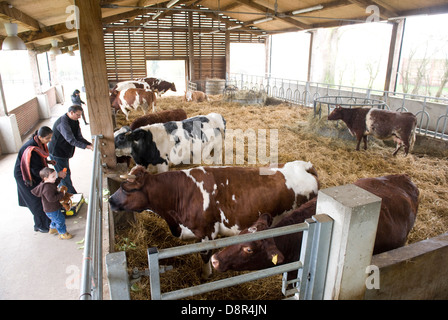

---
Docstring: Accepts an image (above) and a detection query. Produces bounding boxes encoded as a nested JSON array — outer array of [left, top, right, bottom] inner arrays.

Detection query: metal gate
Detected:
[[146, 214, 333, 300]]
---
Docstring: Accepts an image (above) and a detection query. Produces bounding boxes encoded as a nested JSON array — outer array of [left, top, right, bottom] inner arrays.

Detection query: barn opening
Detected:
[[146, 59, 186, 96]]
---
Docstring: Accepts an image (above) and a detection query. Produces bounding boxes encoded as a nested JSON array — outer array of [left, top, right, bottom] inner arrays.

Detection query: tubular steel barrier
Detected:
[[226, 73, 448, 140], [79, 135, 104, 300], [147, 214, 333, 300]]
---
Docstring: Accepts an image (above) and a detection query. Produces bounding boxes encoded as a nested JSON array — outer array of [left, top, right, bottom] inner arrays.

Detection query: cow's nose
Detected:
[[211, 255, 219, 269]]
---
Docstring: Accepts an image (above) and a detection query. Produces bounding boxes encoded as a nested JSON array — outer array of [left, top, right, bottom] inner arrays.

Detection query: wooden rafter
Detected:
[[347, 0, 397, 19], [234, 0, 310, 30], [0, 1, 41, 31]]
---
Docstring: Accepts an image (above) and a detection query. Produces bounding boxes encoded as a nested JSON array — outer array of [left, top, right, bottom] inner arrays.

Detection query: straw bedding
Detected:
[[112, 95, 448, 300]]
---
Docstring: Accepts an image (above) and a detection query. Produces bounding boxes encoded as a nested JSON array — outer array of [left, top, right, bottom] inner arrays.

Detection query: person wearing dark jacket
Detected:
[[31, 167, 73, 240], [14, 126, 65, 233], [71, 89, 88, 125], [48, 105, 93, 194]]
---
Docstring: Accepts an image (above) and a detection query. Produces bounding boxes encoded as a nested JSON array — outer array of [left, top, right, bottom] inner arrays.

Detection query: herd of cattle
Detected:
[[108, 79, 420, 280]]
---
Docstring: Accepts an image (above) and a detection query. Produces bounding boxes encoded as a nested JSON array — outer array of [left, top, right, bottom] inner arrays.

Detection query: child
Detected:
[[31, 167, 73, 240]]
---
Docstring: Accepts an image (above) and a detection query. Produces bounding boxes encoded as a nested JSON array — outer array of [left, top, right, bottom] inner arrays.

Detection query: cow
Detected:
[[137, 77, 177, 97], [108, 160, 320, 277], [114, 113, 226, 172], [110, 80, 150, 105], [327, 106, 417, 156], [184, 90, 209, 102], [111, 88, 157, 121], [114, 109, 188, 166], [211, 174, 419, 280]]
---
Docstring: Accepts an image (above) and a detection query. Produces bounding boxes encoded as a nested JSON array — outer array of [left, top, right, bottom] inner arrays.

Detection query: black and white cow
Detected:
[[114, 113, 226, 172]]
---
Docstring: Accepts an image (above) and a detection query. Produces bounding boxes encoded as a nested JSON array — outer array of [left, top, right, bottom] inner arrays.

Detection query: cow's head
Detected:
[[170, 82, 177, 92], [109, 165, 150, 212], [114, 126, 133, 156], [211, 213, 284, 272], [327, 104, 344, 121]]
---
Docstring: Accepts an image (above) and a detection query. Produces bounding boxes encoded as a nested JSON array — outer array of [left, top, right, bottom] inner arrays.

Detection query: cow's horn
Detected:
[[120, 174, 136, 179], [248, 227, 257, 233]]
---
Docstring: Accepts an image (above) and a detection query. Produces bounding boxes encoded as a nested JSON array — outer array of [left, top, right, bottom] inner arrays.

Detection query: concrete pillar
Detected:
[[36, 94, 51, 119], [0, 114, 22, 153], [316, 184, 382, 300]]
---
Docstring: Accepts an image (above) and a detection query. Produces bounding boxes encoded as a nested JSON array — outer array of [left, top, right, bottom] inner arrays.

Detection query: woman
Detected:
[[14, 126, 66, 233]]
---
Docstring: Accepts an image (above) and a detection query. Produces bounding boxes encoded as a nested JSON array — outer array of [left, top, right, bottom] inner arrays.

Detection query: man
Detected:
[[48, 105, 93, 194]]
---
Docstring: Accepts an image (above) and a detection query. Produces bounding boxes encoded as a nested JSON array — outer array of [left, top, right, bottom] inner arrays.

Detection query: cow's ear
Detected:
[[254, 213, 272, 231]]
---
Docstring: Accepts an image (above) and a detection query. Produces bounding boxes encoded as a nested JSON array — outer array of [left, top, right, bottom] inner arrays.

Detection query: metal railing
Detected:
[[147, 214, 333, 300], [79, 135, 104, 300], [226, 73, 448, 140]]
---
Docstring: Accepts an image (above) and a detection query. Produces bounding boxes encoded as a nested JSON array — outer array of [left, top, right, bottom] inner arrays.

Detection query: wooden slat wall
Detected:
[[104, 11, 265, 83]]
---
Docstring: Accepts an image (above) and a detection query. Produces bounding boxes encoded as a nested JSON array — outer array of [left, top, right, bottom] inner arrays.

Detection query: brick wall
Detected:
[[9, 97, 39, 138]]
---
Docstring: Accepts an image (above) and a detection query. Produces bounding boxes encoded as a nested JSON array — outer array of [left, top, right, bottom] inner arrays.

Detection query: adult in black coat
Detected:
[[49, 105, 93, 194], [71, 89, 88, 125], [14, 126, 66, 233]]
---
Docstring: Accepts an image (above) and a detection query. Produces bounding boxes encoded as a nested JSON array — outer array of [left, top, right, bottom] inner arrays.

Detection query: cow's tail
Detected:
[[409, 120, 417, 153]]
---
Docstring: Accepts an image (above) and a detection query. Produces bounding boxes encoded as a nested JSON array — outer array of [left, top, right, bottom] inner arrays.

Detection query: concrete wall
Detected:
[[365, 233, 448, 300]]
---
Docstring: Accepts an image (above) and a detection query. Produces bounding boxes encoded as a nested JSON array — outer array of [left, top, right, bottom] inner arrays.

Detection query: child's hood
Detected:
[[31, 181, 46, 197]]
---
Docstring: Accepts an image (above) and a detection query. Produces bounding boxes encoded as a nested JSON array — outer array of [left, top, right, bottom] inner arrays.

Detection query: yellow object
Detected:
[[64, 194, 85, 216]]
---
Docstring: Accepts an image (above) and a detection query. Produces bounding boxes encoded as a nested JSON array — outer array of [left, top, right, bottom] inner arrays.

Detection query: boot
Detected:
[[59, 232, 73, 240]]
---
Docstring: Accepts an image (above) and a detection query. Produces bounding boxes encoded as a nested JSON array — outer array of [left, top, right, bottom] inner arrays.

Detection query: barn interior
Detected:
[[1, 0, 448, 300]]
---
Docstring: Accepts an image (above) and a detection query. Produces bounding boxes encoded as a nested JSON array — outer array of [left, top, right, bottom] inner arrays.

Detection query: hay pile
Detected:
[[113, 95, 448, 300]]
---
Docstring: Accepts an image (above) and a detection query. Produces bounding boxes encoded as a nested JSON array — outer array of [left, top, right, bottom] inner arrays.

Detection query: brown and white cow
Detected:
[[211, 174, 419, 277], [108, 161, 319, 277], [137, 77, 177, 97], [111, 88, 157, 120], [184, 90, 209, 102], [110, 80, 150, 105], [327, 106, 417, 156]]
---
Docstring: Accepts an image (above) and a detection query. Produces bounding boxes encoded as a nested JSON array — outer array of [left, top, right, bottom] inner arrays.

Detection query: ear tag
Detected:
[[272, 254, 278, 265]]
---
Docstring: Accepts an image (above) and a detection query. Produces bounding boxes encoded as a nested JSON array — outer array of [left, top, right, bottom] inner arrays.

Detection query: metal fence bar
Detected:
[[79, 135, 103, 300], [147, 215, 333, 300], [227, 72, 448, 140], [161, 261, 302, 300], [299, 214, 333, 300], [157, 223, 308, 260]]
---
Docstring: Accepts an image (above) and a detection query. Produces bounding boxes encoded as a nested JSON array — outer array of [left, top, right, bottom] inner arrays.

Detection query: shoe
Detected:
[[49, 228, 58, 235], [59, 232, 73, 240], [34, 227, 49, 233]]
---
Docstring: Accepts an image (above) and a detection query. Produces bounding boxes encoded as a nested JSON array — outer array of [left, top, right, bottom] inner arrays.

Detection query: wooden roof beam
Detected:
[[347, 0, 397, 19], [234, 0, 310, 30], [18, 22, 72, 43], [0, 1, 41, 31]]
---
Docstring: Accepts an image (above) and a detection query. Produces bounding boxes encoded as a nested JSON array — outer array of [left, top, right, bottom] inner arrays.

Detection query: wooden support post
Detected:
[[307, 30, 315, 82], [75, 0, 116, 169], [225, 25, 230, 79], [384, 19, 405, 93], [317, 184, 381, 300], [188, 12, 195, 81]]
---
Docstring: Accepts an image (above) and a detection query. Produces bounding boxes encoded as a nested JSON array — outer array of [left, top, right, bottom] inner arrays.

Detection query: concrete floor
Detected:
[[0, 103, 94, 300]]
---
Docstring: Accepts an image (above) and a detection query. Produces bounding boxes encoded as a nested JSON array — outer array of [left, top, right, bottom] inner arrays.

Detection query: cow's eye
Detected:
[[243, 247, 253, 254]]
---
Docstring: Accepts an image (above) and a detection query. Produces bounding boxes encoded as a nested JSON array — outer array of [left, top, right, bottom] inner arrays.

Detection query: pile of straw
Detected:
[[114, 95, 448, 300]]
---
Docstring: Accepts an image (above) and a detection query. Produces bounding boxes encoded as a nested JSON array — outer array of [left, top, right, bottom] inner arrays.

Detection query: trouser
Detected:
[[49, 155, 77, 194], [16, 178, 51, 230], [45, 209, 67, 234]]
